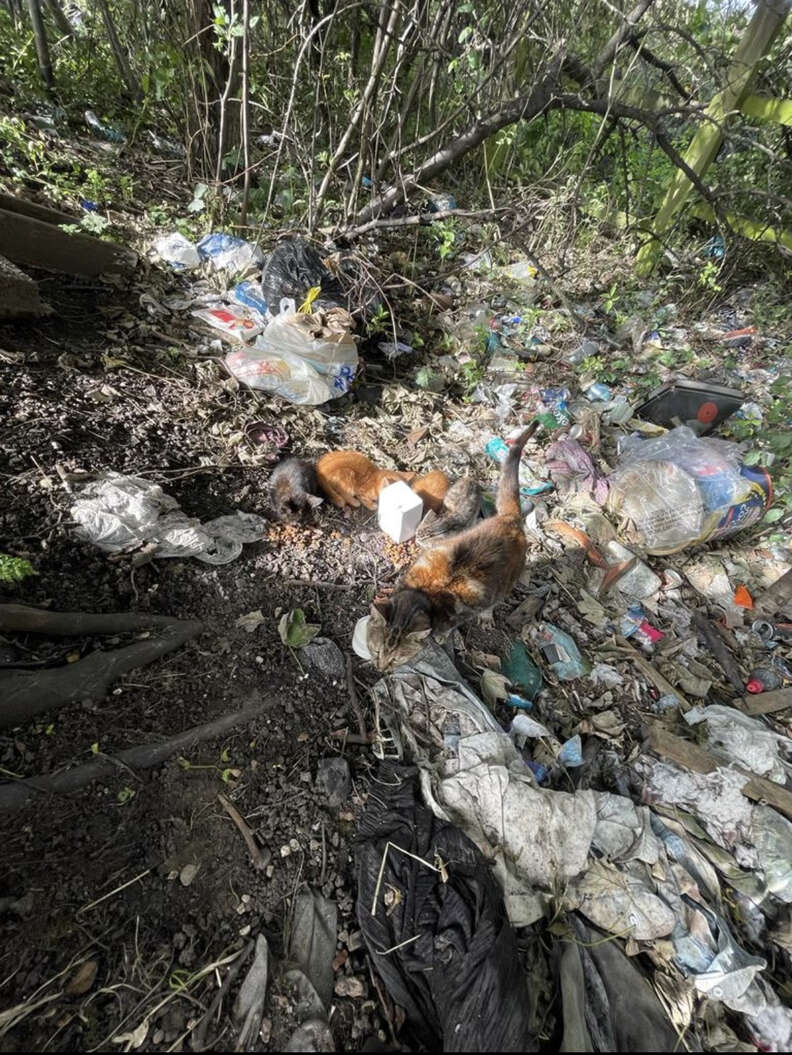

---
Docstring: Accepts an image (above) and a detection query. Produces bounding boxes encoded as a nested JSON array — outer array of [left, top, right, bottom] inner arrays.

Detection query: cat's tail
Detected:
[[496, 421, 539, 518]]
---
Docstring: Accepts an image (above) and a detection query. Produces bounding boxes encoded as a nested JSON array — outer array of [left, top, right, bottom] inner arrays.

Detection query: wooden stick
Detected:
[[691, 610, 743, 692], [217, 793, 271, 871], [646, 723, 792, 821], [735, 687, 792, 716], [0, 697, 269, 811]]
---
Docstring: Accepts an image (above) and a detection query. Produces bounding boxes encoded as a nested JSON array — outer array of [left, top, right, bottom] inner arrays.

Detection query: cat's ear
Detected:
[[305, 494, 324, 509], [372, 597, 392, 620], [410, 626, 432, 642]]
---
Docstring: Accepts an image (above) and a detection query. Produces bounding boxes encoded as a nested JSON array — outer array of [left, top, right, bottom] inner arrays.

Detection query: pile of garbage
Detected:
[[152, 232, 362, 405], [351, 629, 792, 1050]]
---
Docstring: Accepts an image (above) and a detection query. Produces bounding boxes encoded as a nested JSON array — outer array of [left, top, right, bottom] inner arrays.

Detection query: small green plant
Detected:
[[697, 260, 722, 293], [0, 554, 37, 584], [117, 786, 136, 804], [366, 303, 390, 337], [432, 220, 457, 260]]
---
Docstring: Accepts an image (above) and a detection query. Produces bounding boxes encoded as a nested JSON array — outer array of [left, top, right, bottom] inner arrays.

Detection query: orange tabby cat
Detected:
[[316, 450, 414, 510], [412, 470, 451, 514], [368, 423, 537, 669]]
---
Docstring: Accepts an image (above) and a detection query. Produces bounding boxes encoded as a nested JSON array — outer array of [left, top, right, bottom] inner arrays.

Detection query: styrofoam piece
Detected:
[[352, 615, 372, 660], [378, 481, 423, 543]]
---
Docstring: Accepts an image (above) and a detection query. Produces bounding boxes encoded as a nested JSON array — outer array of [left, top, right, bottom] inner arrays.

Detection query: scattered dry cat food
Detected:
[[382, 537, 418, 569]]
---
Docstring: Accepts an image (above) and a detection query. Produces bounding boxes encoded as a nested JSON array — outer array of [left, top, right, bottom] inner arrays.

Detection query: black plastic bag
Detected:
[[259, 239, 346, 314], [355, 766, 537, 1053]]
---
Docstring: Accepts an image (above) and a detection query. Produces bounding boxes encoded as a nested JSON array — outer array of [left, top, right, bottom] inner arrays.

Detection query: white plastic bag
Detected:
[[153, 232, 200, 271], [225, 310, 358, 405], [71, 473, 267, 564], [197, 233, 264, 273]]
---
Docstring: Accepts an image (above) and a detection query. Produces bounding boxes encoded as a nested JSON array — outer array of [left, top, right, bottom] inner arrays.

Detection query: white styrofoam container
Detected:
[[378, 480, 424, 543]]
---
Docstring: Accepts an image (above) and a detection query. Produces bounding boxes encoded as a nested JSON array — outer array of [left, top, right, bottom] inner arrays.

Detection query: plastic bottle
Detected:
[[502, 641, 543, 701], [746, 667, 782, 694], [584, 381, 613, 402]]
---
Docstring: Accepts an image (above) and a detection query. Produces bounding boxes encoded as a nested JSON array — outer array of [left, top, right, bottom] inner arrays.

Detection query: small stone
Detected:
[[280, 844, 291, 858], [259, 1018, 272, 1045], [316, 757, 351, 809], [300, 637, 346, 682], [289, 837, 300, 853], [347, 930, 364, 953], [65, 959, 98, 996], [266, 865, 274, 878], [179, 863, 199, 887]]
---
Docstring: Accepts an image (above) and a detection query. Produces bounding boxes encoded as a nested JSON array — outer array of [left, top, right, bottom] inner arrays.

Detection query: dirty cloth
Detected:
[[560, 917, 683, 1052], [71, 472, 266, 564], [355, 765, 537, 1052]]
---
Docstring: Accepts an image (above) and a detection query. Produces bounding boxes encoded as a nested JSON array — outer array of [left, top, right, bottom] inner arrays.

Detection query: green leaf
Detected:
[[278, 608, 321, 648], [117, 786, 136, 804], [458, 26, 473, 44], [90, 742, 99, 754], [742, 449, 762, 466], [763, 507, 785, 524]]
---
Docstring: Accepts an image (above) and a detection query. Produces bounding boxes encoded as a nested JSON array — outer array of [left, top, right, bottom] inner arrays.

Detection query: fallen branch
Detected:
[[0, 696, 270, 811], [218, 792, 271, 871], [0, 605, 203, 729], [335, 207, 510, 242]]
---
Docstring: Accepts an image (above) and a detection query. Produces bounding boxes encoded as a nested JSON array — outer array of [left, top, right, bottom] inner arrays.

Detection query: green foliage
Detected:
[[0, 554, 37, 584]]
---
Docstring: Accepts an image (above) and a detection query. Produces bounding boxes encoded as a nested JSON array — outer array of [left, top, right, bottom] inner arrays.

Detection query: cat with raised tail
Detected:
[[368, 423, 537, 669]]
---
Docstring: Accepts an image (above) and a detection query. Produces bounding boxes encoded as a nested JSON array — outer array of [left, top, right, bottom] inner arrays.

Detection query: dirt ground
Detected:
[[0, 271, 443, 1051]]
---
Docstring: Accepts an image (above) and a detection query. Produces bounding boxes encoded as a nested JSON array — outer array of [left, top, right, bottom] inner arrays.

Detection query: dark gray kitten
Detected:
[[269, 457, 323, 521], [415, 476, 482, 546]]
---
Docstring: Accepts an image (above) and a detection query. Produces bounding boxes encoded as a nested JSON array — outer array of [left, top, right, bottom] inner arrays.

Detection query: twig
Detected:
[[77, 869, 152, 916], [374, 933, 422, 956], [346, 654, 368, 741], [371, 841, 440, 917], [217, 793, 271, 872]]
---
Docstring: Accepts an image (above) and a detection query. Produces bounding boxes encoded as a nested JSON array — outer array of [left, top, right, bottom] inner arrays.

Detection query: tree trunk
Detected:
[[42, 0, 73, 39], [26, 0, 55, 92], [96, 0, 141, 99]]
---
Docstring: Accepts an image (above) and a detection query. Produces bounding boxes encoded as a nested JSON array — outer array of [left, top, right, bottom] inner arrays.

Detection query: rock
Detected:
[[65, 959, 98, 996], [301, 637, 345, 682], [0, 254, 48, 319], [316, 757, 351, 809], [179, 863, 199, 886]]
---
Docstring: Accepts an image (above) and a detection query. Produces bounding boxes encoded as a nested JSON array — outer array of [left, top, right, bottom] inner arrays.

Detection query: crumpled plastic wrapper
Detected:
[[71, 472, 266, 564]]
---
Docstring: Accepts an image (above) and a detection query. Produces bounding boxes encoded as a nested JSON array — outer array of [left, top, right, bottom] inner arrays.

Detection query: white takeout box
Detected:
[[378, 481, 423, 543]]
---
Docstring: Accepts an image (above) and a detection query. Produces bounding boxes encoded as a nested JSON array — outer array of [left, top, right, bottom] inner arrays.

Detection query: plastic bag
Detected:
[[197, 233, 264, 273], [607, 426, 771, 554], [259, 239, 345, 315], [225, 309, 358, 405], [192, 306, 265, 343], [153, 232, 200, 271], [71, 473, 266, 563]]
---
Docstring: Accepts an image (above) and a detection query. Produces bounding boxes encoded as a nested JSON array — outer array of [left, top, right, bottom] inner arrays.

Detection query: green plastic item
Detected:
[[502, 641, 543, 700]]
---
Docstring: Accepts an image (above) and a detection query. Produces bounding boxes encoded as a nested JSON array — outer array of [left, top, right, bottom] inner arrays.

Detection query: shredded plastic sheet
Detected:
[[685, 704, 792, 784], [71, 473, 266, 563]]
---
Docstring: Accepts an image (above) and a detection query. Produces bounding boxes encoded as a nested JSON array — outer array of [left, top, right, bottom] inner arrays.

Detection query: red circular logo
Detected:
[[697, 401, 718, 423]]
